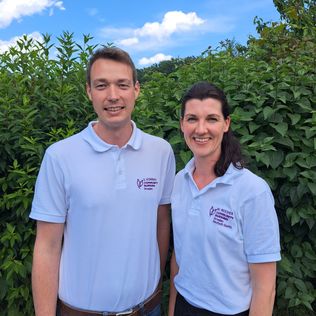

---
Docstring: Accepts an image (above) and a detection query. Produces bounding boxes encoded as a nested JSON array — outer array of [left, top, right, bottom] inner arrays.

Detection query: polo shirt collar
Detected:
[[82, 121, 142, 152], [184, 158, 237, 188]]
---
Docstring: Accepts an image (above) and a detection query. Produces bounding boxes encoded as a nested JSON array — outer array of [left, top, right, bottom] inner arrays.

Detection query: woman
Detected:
[[169, 82, 281, 316]]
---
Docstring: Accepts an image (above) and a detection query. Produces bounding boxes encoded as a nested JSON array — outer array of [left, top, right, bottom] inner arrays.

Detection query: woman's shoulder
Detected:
[[230, 165, 272, 196]]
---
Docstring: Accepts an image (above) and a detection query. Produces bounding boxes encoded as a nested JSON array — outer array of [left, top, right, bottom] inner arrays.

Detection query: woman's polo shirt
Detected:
[[171, 159, 281, 314]]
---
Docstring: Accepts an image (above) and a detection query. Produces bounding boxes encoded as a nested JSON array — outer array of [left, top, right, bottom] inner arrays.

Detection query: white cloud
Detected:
[[0, 32, 43, 54], [139, 53, 173, 66], [118, 37, 139, 46], [0, 0, 65, 29], [100, 10, 205, 51], [135, 11, 205, 39]]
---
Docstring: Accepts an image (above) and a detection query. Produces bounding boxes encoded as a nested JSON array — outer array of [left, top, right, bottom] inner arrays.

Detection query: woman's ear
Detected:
[[224, 116, 231, 132], [180, 117, 184, 133]]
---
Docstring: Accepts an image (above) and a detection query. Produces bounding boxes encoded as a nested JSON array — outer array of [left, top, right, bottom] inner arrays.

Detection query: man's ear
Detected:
[[134, 81, 140, 100], [86, 83, 92, 101]]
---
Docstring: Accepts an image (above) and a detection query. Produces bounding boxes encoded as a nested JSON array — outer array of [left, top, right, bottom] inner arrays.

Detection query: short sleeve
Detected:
[[30, 149, 68, 223], [159, 145, 176, 205], [242, 188, 281, 263]]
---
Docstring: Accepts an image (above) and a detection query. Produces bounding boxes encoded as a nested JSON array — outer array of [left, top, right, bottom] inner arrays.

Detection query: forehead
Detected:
[[90, 58, 133, 81], [184, 98, 223, 115]]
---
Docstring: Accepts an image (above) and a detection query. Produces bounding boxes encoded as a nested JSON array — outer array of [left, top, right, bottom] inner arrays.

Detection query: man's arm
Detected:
[[32, 221, 64, 316], [249, 262, 277, 316], [168, 250, 179, 316], [157, 204, 170, 276]]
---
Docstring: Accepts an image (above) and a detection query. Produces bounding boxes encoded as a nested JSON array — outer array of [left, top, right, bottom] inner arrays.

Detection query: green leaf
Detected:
[[285, 286, 296, 299], [297, 183, 308, 199], [240, 134, 254, 144], [296, 158, 310, 168], [274, 137, 294, 150], [283, 167, 298, 180], [288, 298, 301, 308], [306, 156, 316, 168], [279, 256, 292, 274], [263, 106, 275, 119], [296, 98, 312, 111], [291, 212, 301, 226], [248, 122, 260, 133], [302, 301, 313, 311], [307, 182, 316, 195], [287, 113, 301, 125], [300, 170, 316, 181], [179, 150, 191, 165], [294, 278, 307, 292], [168, 134, 183, 145], [291, 245, 303, 258], [269, 150, 284, 169], [270, 122, 288, 136]]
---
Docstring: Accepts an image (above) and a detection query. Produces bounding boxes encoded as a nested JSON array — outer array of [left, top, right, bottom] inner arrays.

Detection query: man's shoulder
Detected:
[[140, 129, 172, 149], [46, 129, 85, 156]]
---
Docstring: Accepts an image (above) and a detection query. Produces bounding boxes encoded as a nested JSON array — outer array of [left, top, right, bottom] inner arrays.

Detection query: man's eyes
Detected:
[[118, 83, 130, 89], [95, 83, 107, 89], [94, 83, 130, 89]]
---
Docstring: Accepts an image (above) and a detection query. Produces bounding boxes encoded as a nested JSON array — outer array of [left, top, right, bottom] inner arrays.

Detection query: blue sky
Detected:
[[0, 0, 281, 68]]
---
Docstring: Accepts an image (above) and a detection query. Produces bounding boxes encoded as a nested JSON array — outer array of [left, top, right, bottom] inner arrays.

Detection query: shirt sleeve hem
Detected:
[[29, 210, 66, 223], [247, 252, 281, 263], [159, 197, 171, 205]]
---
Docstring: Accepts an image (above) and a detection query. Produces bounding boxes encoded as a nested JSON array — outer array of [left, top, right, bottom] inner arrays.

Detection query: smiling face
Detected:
[[86, 58, 140, 138], [181, 98, 231, 162]]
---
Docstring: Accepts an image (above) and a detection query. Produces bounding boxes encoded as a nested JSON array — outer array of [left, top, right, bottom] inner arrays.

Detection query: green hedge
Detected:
[[0, 18, 315, 316]]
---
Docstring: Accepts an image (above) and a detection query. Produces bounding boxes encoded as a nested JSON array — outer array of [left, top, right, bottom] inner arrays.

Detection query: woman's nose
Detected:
[[196, 121, 207, 134]]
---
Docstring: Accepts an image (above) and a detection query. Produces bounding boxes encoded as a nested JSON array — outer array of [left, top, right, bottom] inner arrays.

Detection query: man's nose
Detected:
[[107, 84, 119, 101]]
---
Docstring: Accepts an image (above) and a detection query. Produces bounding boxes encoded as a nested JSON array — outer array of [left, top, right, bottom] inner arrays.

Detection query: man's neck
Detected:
[[93, 121, 133, 148]]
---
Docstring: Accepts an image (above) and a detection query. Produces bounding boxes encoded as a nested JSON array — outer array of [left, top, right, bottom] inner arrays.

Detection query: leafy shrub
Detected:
[[0, 9, 315, 315]]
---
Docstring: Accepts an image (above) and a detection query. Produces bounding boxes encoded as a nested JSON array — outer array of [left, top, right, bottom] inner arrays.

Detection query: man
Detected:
[[30, 47, 175, 316]]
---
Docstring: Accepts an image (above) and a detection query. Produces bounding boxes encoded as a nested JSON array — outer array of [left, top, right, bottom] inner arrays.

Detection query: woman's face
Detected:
[[180, 98, 230, 162]]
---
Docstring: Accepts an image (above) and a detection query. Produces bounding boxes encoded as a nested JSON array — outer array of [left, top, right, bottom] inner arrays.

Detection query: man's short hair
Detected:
[[86, 46, 137, 85]]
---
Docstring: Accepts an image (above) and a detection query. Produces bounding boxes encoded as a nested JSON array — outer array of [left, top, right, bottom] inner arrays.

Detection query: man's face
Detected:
[[86, 58, 140, 132]]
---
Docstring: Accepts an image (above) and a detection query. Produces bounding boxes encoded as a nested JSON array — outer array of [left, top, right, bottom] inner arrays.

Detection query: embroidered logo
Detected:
[[136, 178, 158, 190], [209, 206, 234, 229], [137, 179, 144, 189]]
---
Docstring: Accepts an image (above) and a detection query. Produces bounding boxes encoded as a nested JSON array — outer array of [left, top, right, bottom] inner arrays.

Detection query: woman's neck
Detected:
[[192, 157, 218, 190]]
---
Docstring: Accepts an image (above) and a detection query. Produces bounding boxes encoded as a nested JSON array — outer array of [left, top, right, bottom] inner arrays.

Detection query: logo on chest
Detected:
[[137, 178, 158, 190], [209, 206, 234, 229]]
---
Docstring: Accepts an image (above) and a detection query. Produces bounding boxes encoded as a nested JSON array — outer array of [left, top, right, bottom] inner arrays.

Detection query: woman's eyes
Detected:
[[207, 117, 218, 122], [186, 117, 218, 122]]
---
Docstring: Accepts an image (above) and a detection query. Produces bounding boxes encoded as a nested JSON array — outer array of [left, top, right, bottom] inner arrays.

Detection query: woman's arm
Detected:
[[249, 262, 277, 316], [168, 251, 179, 316]]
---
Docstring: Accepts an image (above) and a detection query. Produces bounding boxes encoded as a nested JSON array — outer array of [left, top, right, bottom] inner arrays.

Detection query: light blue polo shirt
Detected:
[[172, 158, 281, 314], [30, 121, 175, 312]]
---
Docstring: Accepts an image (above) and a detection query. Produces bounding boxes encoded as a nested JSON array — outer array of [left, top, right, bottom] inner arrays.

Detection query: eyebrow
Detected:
[[184, 113, 221, 117]]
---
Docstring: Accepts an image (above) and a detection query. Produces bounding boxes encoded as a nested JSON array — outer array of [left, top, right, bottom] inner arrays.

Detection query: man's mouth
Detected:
[[104, 106, 125, 112]]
